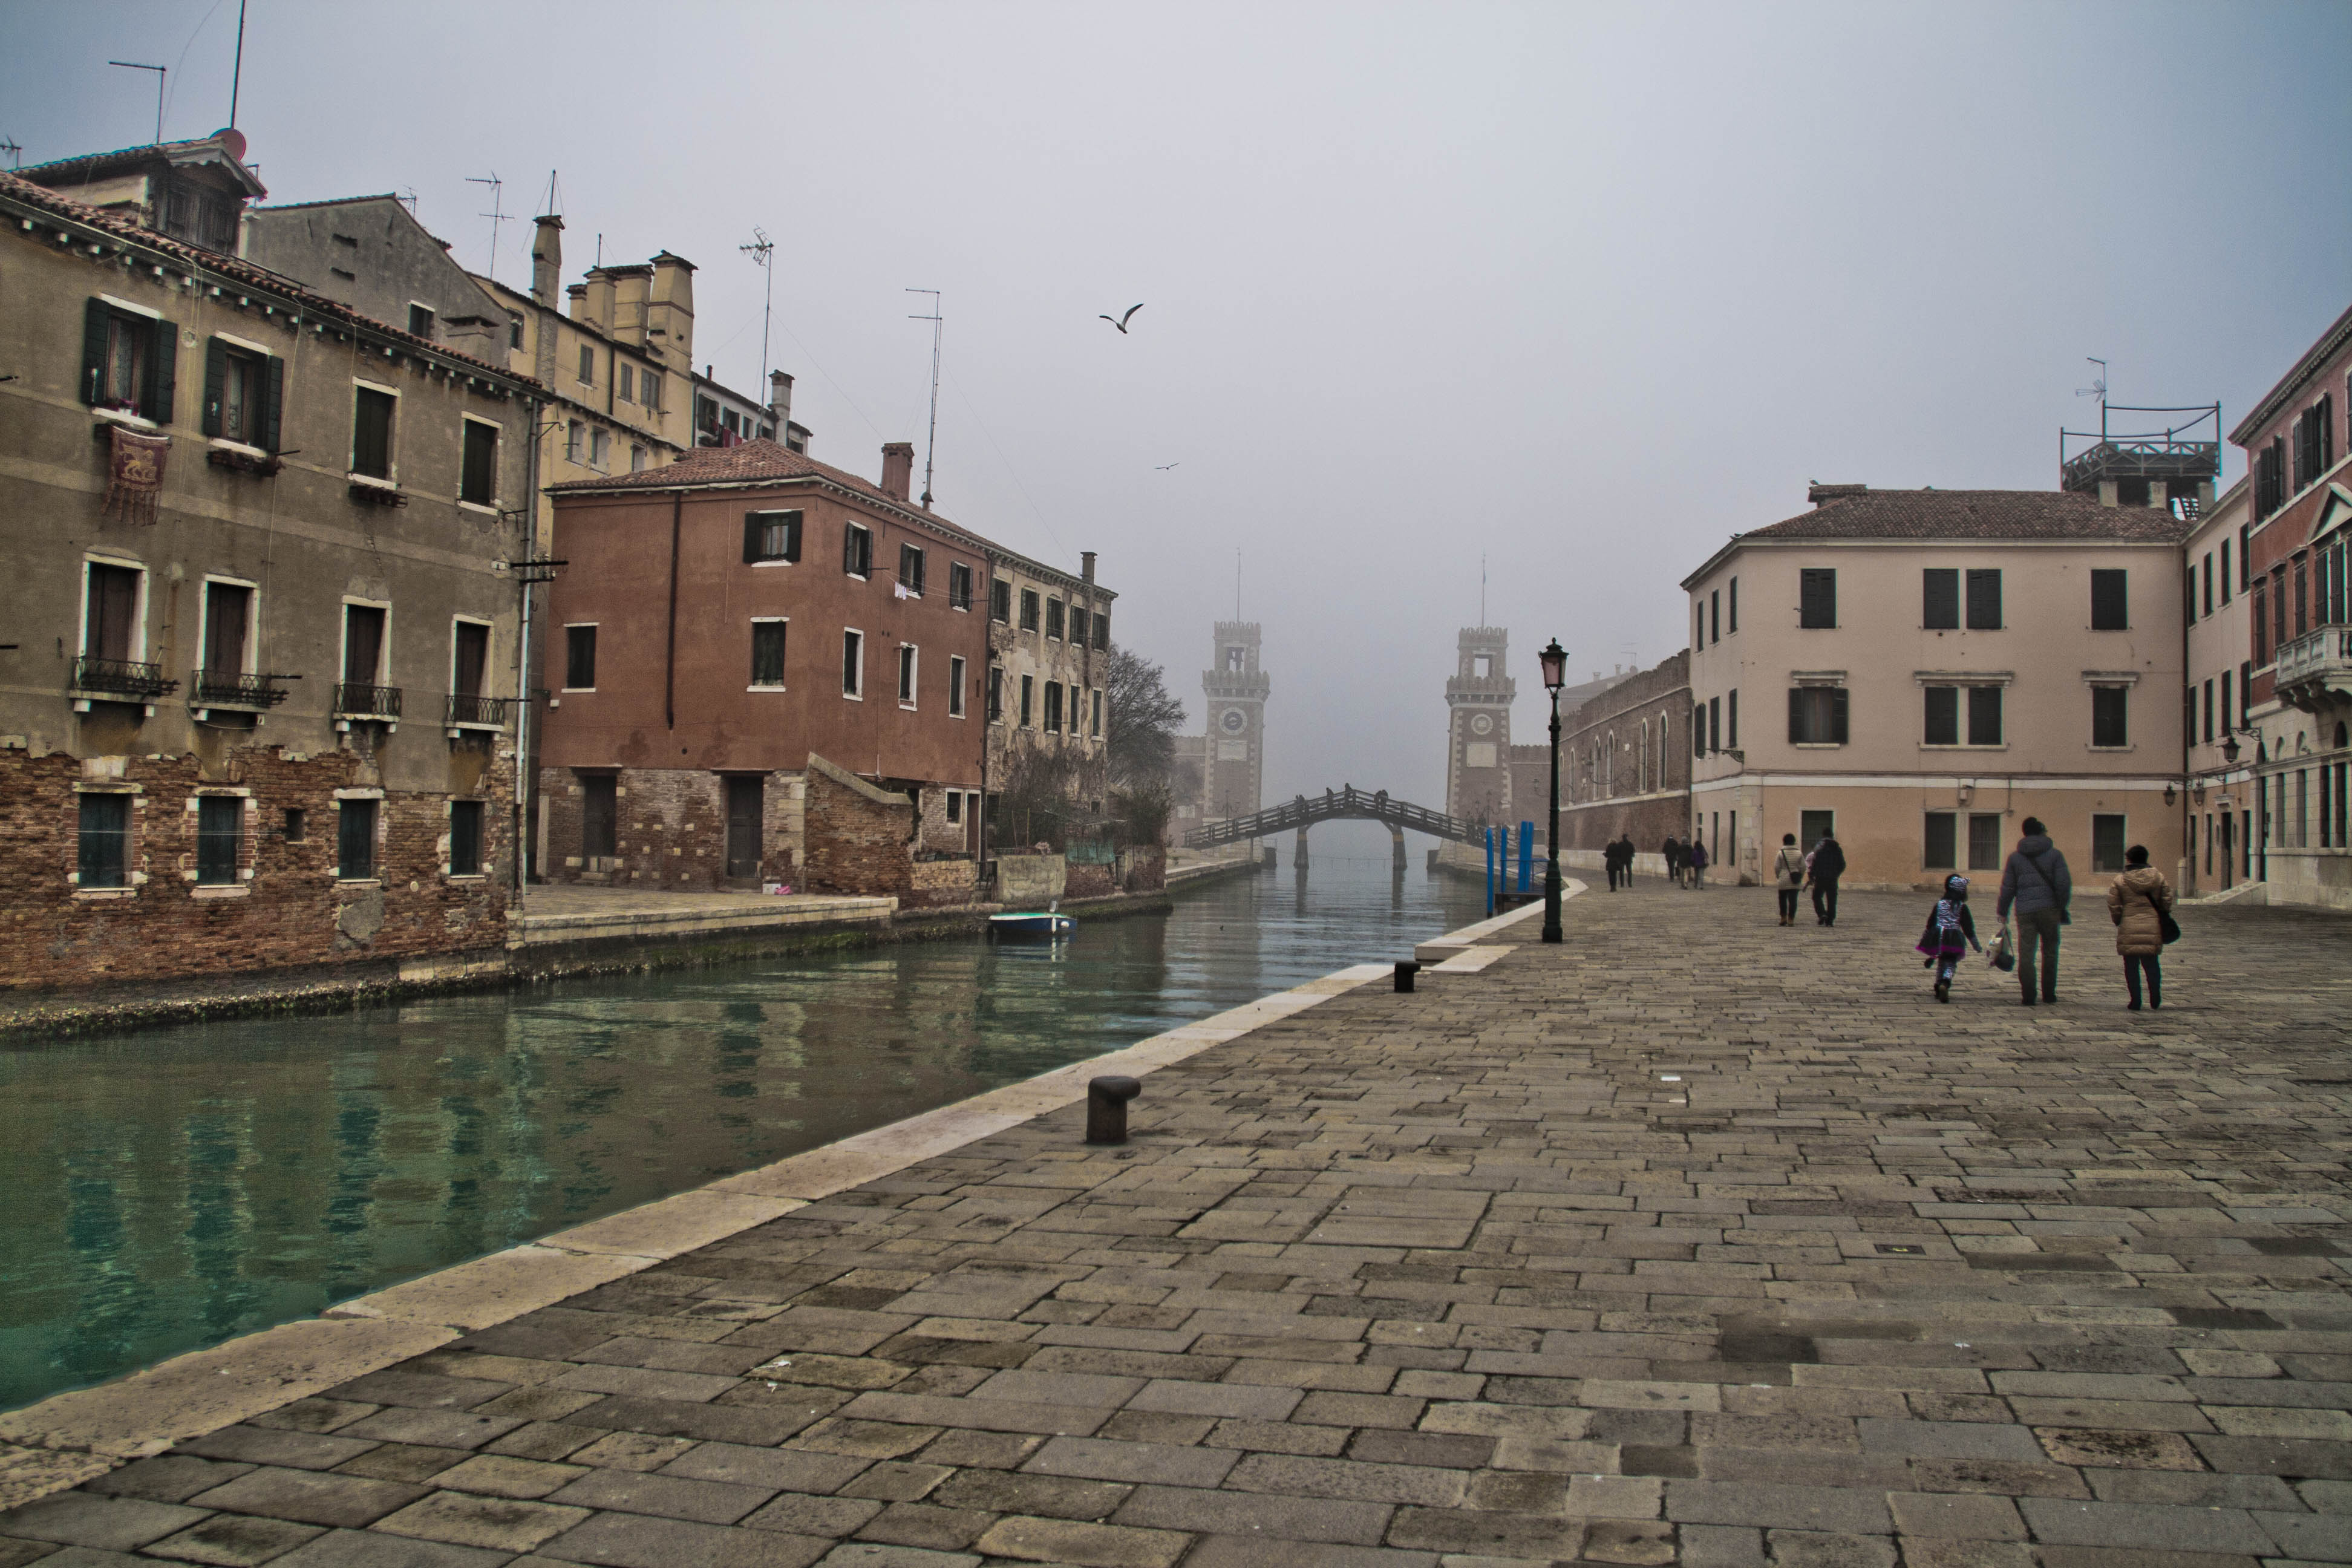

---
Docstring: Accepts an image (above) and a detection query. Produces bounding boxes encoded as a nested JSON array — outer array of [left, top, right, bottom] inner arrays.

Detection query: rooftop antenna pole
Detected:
[[109, 62, 167, 145], [906, 289, 942, 508], [466, 173, 506, 285], [228, 0, 247, 129], [541, 169, 561, 217], [0, 140, 21, 172], [742, 227, 774, 416]]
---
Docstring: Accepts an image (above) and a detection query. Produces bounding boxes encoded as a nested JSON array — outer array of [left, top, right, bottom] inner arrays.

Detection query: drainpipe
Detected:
[[513, 392, 542, 904], [665, 489, 682, 730]]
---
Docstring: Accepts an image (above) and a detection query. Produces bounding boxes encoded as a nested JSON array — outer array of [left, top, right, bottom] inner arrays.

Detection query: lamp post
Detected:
[[1538, 638, 1567, 944]]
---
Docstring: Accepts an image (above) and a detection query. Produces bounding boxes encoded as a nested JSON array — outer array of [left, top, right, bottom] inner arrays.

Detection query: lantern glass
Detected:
[[1538, 638, 1567, 693]]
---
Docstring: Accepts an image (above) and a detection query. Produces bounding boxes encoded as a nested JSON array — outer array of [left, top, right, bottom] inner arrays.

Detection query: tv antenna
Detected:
[[0, 140, 21, 171], [906, 289, 942, 508], [467, 172, 506, 284], [2076, 357, 2107, 400], [395, 187, 419, 215], [228, 0, 248, 129], [742, 228, 775, 417], [108, 61, 167, 145]]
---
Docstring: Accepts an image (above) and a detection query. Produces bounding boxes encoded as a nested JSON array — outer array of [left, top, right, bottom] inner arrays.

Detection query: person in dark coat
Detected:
[[1662, 836, 1682, 885], [1687, 835, 1710, 889], [1807, 833, 1846, 926], [1602, 837, 1620, 890], [1995, 817, 2073, 1007], [1614, 834, 1637, 888]]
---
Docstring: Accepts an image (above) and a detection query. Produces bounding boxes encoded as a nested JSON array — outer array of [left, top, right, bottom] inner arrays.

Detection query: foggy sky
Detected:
[[10, 1, 2349, 846]]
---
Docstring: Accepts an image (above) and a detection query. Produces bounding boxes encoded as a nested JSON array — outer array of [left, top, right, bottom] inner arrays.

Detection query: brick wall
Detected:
[[1065, 863, 1115, 900], [802, 754, 915, 898], [543, 767, 809, 890], [1558, 650, 1692, 854], [0, 744, 509, 993], [907, 857, 979, 909]]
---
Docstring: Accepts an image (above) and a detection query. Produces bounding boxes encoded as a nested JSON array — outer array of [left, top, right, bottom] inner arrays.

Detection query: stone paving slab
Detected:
[[7, 881, 2350, 1567]]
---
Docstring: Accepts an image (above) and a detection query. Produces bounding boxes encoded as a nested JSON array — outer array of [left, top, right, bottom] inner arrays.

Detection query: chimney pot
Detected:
[[1082, 550, 1097, 584], [880, 442, 915, 502], [531, 215, 563, 309]]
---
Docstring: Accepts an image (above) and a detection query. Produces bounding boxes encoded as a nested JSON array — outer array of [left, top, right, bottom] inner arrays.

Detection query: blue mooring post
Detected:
[[1519, 820, 1534, 893], [1484, 828, 1495, 915]]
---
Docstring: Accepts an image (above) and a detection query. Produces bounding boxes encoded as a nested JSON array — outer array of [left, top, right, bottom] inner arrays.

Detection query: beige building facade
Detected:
[[984, 543, 1114, 848], [1683, 486, 2188, 892], [2181, 477, 2257, 895]]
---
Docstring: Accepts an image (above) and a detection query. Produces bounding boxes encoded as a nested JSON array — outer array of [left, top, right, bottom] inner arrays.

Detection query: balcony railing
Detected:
[[2275, 624, 2352, 709], [72, 656, 178, 700], [333, 682, 403, 720], [190, 669, 293, 709], [445, 693, 511, 728]]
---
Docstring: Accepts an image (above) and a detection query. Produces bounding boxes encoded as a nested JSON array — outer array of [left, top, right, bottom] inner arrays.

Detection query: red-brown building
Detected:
[[537, 439, 992, 901], [2235, 299, 2351, 909]]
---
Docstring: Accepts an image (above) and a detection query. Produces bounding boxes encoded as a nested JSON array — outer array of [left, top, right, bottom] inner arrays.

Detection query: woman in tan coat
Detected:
[[2106, 843, 2175, 1011]]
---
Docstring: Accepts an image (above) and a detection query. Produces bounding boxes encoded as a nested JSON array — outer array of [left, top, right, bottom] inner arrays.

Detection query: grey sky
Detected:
[[9, 0, 2349, 843]]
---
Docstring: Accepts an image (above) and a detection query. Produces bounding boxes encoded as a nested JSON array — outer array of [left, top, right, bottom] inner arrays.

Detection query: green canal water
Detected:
[[1, 849, 1488, 1412]]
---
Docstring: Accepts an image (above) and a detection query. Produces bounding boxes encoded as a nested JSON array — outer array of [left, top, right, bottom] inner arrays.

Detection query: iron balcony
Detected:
[[71, 655, 178, 701], [191, 669, 293, 710], [445, 693, 512, 728], [333, 683, 403, 722]]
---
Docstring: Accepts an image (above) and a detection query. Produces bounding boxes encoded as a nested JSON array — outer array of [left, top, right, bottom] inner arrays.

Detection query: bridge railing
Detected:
[[1184, 785, 1485, 849]]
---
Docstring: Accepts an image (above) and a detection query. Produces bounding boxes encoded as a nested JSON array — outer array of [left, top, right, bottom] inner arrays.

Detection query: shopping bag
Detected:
[[1987, 922, 2016, 972]]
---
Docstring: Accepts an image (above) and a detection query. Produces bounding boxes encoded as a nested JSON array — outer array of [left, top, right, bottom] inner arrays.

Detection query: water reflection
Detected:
[[0, 853, 1483, 1410]]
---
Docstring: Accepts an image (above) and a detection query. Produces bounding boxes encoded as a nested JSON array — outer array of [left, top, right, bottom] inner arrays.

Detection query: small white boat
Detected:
[[990, 910, 1074, 939]]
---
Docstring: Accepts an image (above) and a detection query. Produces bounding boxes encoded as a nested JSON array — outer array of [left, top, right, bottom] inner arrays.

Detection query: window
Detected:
[[202, 581, 252, 683], [1729, 577, 1738, 634], [2203, 679, 2215, 745], [1692, 701, 1705, 757], [578, 344, 595, 385], [341, 604, 387, 702], [630, 445, 647, 473], [460, 420, 498, 506], [946, 792, 962, 824], [1707, 696, 1720, 753], [284, 808, 306, 843], [451, 621, 489, 702], [1967, 814, 2002, 872], [989, 578, 1010, 621], [589, 428, 609, 469], [1788, 685, 1848, 745], [2239, 523, 2251, 593], [751, 621, 786, 687], [743, 510, 802, 563], [2091, 685, 2129, 748], [2240, 661, 2252, 719], [449, 800, 484, 876], [1046, 598, 1065, 641], [1799, 569, 1837, 629], [77, 794, 131, 888], [2091, 813, 2127, 874], [565, 420, 584, 462], [899, 543, 926, 596], [950, 563, 973, 611], [83, 299, 171, 419], [1728, 690, 1739, 750], [508, 314, 523, 350], [1091, 688, 1103, 737], [1695, 603, 1704, 649], [338, 797, 378, 880], [843, 630, 864, 697], [1922, 569, 1959, 630], [2221, 540, 2232, 604], [2089, 569, 2128, 630], [1967, 685, 2002, 746], [2293, 396, 2334, 491], [1020, 673, 1034, 726], [83, 561, 141, 663], [204, 339, 278, 448], [1020, 589, 1040, 631], [898, 644, 918, 705], [641, 371, 661, 411], [1965, 569, 2001, 630], [2221, 671, 2233, 736], [1710, 590, 1720, 645], [1094, 614, 1109, 650], [2202, 553, 2214, 618], [1924, 686, 1959, 746], [564, 625, 597, 689], [1924, 812, 1956, 869], [581, 775, 617, 859], [618, 364, 635, 404], [987, 665, 1004, 720], [351, 387, 396, 479], [1045, 681, 1063, 733], [949, 655, 967, 717], [843, 523, 873, 578], [1800, 809, 1835, 849], [408, 303, 436, 339], [1071, 607, 1089, 648]]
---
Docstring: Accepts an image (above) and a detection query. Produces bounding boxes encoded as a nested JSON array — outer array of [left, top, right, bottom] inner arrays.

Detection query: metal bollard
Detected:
[[1394, 960, 1420, 993], [1086, 1076, 1142, 1143]]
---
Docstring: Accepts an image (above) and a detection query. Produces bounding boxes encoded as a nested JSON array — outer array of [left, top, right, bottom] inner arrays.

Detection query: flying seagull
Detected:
[[1154, 462, 1180, 470], [1099, 303, 1143, 333]]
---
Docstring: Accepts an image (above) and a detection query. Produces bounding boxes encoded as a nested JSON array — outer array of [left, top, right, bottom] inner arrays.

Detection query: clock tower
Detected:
[[1201, 621, 1269, 825], [1445, 626, 1514, 826]]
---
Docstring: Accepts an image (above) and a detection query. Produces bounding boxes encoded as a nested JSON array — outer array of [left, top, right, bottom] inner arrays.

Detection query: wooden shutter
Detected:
[[260, 356, 284, 452], [1800, 569, 1836, 629], [744, 512, 763, 563], [1966, 569, 2001, 630], [1922, 569, 1958, 629], [82, 299, 111, 405], [1831, 687, 1850, 745], [783, 513, 801, 561], [202, 339, 227, 437], [843, 523, 857, 575], [146, 321, 175, 425], [454, 622, 488, 697]]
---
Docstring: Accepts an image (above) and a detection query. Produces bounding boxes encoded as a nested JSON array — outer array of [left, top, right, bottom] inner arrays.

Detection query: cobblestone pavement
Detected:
[[6, 882, 2350, 1568]]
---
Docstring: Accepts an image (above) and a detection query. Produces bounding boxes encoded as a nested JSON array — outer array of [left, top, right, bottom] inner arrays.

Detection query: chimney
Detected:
[[1807, 482, 1867, 508], [880, 442, 915, 502], [531, 215, 563, 308], [768, 370, 794, 427], [1082, 551, 1097, 584]]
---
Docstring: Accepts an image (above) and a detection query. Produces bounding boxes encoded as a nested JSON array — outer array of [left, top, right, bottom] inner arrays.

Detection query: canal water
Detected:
[[1, 850, 1487, 1412]]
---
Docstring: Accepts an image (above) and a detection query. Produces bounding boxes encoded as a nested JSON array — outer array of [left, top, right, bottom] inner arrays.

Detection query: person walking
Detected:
[[1662, 835, 1682, 886], [2107, 844, 2175, 1011], [1687, 835, 1710, 889], [1616, 834, 1637, 886], [1808, 832, 1846, 926], [1913, 874, 1983, 1004], [1995, 816, 2072, 1008], [1603, 837, 1622, 892], [1771, 832, 1805, 926]]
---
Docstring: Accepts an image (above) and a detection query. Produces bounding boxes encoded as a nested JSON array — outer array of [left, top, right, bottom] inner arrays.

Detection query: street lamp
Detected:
[[1538, 638, 1567, 944]]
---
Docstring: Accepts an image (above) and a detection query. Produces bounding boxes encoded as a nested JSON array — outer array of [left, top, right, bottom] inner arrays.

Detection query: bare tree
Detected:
[[1104, 643, 1186, 789]]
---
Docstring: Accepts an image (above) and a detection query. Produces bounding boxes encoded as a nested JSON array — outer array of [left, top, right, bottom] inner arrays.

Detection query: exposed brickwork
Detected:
[[1511, 650, 1694, 856], [1064, 863, 1115, 900], [543, 768, 812, 892], [802, 757, 915, 898], [0, 743, 508, 993]]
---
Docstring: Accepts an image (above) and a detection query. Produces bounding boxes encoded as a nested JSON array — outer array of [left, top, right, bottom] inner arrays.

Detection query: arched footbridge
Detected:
[[1186, 785, 1495, 866]]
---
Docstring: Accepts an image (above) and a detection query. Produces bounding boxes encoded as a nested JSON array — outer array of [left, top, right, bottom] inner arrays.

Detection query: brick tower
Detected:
[[1445, 627, 1514, 826], [1201, 622, 1270, 823]]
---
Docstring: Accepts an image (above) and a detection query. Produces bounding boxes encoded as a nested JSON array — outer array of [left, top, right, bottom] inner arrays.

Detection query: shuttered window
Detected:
[[990, 580, 1011, 622], [743, 510, 802, 563], [351, 387, 396, 479], [1967, 685, 2002, 746], [2090, 569, 2128, 631], [83, 299, 174, 421], [1922, 570, 1959, 629], [338, 798, 379, 880], [202, 339, 279, 448], [843, 524, 872, 578], [1799, 569, 1837, 629], [1965, 569, 2002, 630], [2092, 686, 2129, 748], [460, 421, 498, 505], [899, 544, 926, 596], [950, 563, 974, 610], [1788, 686, 1848, 745], [78, 794, 131, 888], [1924, 687, 1959, 745]]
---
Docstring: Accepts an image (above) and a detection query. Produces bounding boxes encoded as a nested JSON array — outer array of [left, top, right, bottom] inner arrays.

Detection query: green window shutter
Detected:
[[1787, 688, 1802, 745], [784, 512, 802, 561], [202, 339, 226, 437], [744, 512, 763, 563], [260, 357, 284, 452], [147, 323, 176, 425], [83, 299, 111, 405], [1831, 687, 1850, 745]]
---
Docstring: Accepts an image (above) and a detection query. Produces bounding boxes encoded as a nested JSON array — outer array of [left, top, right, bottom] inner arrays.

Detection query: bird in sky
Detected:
[[1154, 462, 1180, 471], [1099, 304, 1144, 333]]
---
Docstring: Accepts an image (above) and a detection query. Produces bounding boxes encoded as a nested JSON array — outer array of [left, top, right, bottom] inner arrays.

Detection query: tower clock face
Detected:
[[1470, 713, 1494, 736], [1219, 707, 1248, 734]]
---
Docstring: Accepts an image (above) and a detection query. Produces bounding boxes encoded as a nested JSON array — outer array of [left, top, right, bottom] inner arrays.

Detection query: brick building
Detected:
[[1530, 652, 1693, 866], [2235, 299, 2352, 909], [1443, 627, 1515, 827], [0, 141, 536, 994], [536, 438, 989, 900]]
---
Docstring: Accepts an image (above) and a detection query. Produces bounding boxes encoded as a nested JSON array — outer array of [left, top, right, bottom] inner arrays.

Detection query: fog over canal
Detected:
[[1, 850, 1486, 1411]]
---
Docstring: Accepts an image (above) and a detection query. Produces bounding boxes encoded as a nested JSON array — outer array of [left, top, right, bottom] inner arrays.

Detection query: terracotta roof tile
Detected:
[[1743, 488, 2193, 545], [551, 437, 988, 539]]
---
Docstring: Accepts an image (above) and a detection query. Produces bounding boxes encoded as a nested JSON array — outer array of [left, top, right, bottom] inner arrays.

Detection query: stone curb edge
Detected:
[[0, 880, 1585, 1504]]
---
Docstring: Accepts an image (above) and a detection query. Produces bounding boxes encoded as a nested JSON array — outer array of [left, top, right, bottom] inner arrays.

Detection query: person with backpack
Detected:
[[2107, 844, 2176, 1011], [1995, 817, 2072, 1008], [1915, 874, 1984, 1004], [1807, 832, 1846, 926]]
